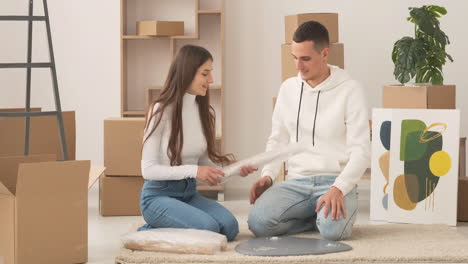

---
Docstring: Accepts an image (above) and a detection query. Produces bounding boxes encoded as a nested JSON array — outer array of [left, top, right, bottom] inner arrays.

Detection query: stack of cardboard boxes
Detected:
[[101, 118, 145, 216], [0, 110, 104, 264], [382, 85, 467, 221], [282, 13, 344, 81], [101, 116, 228, 208]]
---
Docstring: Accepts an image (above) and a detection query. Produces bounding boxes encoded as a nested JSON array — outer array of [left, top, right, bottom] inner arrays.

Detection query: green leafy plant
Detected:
[[392, 5, 453, 85]]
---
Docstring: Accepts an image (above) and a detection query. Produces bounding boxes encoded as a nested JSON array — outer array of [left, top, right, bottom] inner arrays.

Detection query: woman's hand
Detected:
[[197, 166, 225, 186], [240, 165, 257, 177]]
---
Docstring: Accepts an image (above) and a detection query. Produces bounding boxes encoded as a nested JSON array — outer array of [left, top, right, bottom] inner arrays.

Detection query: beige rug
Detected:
[[115, 223, 468, 263]]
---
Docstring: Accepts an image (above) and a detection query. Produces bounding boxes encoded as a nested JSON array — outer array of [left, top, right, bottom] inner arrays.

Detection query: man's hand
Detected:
[[315, 186, 346, 220], [240, 165, 257, 177], [197, 166, 224, 186], [249, 176, 273, 204]]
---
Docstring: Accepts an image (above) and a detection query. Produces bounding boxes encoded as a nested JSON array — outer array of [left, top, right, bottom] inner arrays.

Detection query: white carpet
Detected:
[[115, 223, 468, 263]]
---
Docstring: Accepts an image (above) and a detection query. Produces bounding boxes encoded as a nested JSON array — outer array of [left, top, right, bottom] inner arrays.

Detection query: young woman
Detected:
[[138, 44, 255, 241]]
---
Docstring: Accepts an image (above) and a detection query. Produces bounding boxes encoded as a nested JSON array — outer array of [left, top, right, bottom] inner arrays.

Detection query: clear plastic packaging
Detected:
[[121, 228, 228, 255], [220, 142, 306, 183]]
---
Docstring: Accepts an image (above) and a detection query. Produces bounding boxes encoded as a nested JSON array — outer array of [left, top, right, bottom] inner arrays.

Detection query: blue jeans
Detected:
[[248, 176, 358, 241], [138, 178, 239, 241]]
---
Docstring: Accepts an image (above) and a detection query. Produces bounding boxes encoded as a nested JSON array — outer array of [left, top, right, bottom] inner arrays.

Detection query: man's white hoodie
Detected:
[[261, 65, 370, 195]]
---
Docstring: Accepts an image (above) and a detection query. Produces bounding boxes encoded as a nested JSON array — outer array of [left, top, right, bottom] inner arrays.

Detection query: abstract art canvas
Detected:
[[371, 109, 460, 226], [370, 109, 392, 221]]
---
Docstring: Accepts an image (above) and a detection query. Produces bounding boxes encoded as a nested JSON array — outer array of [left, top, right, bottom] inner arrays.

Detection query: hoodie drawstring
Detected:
[[296, 82, 304, 142], [296, 82, 321, 146], [312, 91, 321, 146]]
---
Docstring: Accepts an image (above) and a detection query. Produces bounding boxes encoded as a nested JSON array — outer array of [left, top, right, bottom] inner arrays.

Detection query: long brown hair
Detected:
[[143, 45, 233, 166]]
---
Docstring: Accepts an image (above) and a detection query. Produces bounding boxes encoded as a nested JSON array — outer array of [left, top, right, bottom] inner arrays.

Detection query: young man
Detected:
[[248, 21, 370, 241]]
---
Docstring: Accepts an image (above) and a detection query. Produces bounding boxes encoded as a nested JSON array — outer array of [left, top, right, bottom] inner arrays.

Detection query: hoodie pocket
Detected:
[[288, 152, 341, 175]]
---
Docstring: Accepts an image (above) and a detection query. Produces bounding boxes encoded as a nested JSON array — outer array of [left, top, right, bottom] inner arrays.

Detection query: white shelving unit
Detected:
[[120, 0, 226, 200]]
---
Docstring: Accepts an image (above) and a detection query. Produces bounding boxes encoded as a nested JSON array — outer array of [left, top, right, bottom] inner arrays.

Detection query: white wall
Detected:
[[1, 0, 466, 198], [0, 0, 120, 166]]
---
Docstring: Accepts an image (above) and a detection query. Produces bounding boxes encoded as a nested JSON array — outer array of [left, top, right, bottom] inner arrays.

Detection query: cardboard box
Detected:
[[0, 155, 103, 264], [457, 138, 467, 221], [458, 177, 468, 221], [382, 85, 456, 109], [281, 43, 344, 81], [104, 118, 145, 176], [285, 13, 339, 44], [99, 174, 144, 216], [460, 137, 466, 178], [137, 21, 184, 36], [0, 111, 76, 160]]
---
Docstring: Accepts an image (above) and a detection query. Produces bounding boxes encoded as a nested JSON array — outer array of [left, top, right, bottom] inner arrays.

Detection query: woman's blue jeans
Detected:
[[138, 178, 239, 241], [248, 176, 358, 241]]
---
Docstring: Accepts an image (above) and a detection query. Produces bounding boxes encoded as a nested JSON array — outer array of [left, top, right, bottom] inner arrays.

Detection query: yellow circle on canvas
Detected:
[[429, 151, 451, 177]]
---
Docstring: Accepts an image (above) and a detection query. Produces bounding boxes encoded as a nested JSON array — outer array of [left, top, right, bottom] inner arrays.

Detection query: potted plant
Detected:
[[383, 5, 456, 109], [392, 5, 452, 84]]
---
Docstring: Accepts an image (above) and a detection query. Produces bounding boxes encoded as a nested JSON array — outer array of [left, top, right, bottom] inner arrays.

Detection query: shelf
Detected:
[[122, 35, 201, 40], [198, 10, 221, 14], [121, 0, 225, 158], [122, 110, 145, 117], [122, 35, 171, 40], [122, 35, 199, 39], [171, 35, 199, 40]]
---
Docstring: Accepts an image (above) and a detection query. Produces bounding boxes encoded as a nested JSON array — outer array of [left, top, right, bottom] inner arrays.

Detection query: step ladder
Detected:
[[0, 0, 68, 160]]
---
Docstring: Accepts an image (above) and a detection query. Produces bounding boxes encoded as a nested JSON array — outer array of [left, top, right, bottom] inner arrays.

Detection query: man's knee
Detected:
[[316, 210, 356, 241], [247, 211, 280, 237], [318, 222, 347, 241], [247, 183, 297, 237]]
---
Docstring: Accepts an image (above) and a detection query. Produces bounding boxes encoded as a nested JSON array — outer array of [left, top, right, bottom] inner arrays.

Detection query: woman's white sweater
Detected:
[[141, 93, 215, 181]]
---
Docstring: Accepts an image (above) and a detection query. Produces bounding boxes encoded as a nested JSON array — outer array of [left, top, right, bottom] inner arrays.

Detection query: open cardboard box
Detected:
[[0, 154, 104, 264], [0, 108, 104, 263]]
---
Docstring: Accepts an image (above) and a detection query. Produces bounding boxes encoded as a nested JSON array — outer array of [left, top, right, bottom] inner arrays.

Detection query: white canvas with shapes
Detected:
[[370, 108, 393, 221], [387, 109, 460, 226]]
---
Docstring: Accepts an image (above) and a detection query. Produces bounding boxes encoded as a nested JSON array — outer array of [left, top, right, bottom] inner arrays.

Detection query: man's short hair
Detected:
[[293, 21, 330, 51]]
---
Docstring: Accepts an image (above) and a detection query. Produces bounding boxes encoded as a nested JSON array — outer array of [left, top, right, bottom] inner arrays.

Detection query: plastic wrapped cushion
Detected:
[[121, 228, 228, 255]]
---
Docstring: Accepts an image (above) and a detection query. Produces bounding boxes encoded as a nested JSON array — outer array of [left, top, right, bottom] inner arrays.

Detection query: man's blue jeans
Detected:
[[248, 176, 358, 241], [138, 178, 239, 241]]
